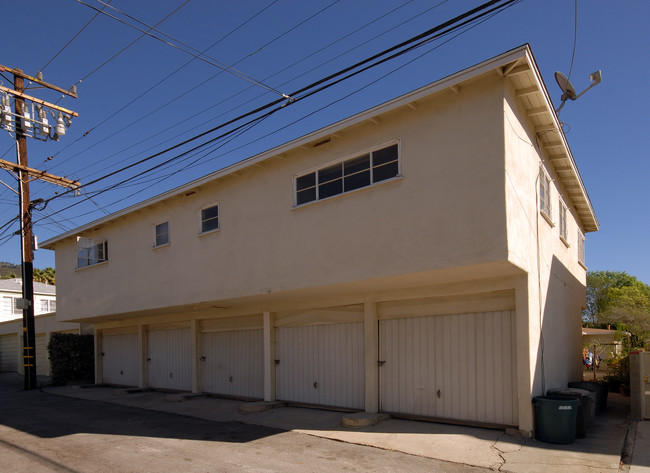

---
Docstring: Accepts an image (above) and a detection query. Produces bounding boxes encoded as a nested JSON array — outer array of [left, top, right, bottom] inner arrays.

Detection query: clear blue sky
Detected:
[[1, 0, 648, 284]]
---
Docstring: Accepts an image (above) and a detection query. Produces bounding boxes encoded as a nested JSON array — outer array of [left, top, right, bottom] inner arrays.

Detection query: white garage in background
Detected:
[[101, 329, 139, 386], [0, 333, 18, 372], [275, 322, 364, 409], [379, 309, 518, 427], [147, 325, 192, 391], [201, 328, 264, 399]]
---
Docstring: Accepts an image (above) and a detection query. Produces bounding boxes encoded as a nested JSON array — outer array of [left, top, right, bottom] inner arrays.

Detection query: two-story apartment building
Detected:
[[42, 45, 598, 436]]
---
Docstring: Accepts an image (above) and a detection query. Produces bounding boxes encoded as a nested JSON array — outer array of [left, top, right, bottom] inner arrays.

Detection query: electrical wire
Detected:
[[38, 0, 281, 169], [567, 0, 578, 81], [36, 0, 113, 76], [74, 0, 290, 98], [59, 0, 434, 184], [31, 0, 522, 228], [72, 0, 193, 87], [47, 0, 508, 187]]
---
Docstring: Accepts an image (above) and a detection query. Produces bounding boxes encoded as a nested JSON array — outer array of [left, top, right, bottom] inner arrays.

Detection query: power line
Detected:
[[75, 0, 290, 98], [42, 0, 485, 185], [33, 0, 522, 226], [73, 0, 193, 86], [62, 0, 440, 183], [39, 0, 281, 170], [37, 0, 113, 76]]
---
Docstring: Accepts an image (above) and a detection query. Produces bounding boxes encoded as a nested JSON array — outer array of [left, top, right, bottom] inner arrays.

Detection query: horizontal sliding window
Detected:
[[295, 143, 399, 205], [77, 238, 108, 269]]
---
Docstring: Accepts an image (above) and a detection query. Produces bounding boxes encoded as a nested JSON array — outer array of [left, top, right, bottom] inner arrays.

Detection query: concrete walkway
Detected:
[[5, 374, 639, 472]]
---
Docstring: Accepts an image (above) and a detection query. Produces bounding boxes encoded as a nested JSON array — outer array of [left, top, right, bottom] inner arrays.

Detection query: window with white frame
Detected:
[[200, 204, 219, 234], [77, 238, 108, 269], [295, 143, 400, 206], [539, 168, 552, 221], [578, 230, 585, 267], [154, 221, 170, 247], [559, 199, 569, 244], [39, 299, 56, 313], [3, 296, 21, 315]]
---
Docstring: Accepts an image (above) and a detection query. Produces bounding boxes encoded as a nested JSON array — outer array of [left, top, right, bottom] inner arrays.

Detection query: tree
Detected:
[[584, 270, 650, 347], [34, 267, 56, 285], [2, 267, 56, 285]]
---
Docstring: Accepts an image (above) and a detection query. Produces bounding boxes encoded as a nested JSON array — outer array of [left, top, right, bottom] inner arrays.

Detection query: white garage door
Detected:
[[102, 332, 139, 386], [379, 310, 517, 427], [276, 323, 364, 409], [148, 328, 191, 391], [201, 329, 263, 399], [0, 334, 18, 372], [35, 334, 49, 376]]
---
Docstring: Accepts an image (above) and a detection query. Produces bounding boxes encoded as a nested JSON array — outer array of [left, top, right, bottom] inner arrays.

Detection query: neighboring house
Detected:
[[41, 45, 598, 437], [0, 278, 56, 323], [582, 327, 631, 370], [0, 313, 81, 375]]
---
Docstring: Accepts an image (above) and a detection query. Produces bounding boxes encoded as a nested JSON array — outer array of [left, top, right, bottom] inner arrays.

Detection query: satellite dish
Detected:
[[555, 72, 577, 101], [554, 70, 602, 114]]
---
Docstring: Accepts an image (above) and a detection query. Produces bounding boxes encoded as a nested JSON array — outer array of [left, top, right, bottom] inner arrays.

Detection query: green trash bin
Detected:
[[533, 395, 580, 444]]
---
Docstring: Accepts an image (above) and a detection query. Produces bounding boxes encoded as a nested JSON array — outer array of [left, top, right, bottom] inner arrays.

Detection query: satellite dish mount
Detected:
[[554, 70, 602, 113]]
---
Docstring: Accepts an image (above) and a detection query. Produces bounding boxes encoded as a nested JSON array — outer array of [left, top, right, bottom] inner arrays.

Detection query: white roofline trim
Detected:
[[42, 44, 597, 248]]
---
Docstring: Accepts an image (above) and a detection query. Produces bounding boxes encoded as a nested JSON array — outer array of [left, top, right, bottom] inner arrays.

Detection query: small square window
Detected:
[[154, 221, 169, 247], [77, 238, 108, 268], [201, 204, 219, 233]]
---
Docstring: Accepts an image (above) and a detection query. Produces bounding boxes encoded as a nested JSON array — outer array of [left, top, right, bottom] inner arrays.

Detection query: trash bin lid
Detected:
[[548, 388, 590, 396]]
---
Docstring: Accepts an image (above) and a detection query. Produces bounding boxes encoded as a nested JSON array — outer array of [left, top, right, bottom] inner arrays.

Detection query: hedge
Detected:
[[47, 333, 94, 385]]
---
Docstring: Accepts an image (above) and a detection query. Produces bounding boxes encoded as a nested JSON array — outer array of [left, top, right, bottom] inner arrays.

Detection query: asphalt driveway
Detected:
[[0, 374, 488, 473]]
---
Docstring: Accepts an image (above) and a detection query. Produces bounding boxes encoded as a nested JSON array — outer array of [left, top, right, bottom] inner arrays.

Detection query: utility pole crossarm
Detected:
[[0, 158, 80, 189], [0, 85, 78, 117], [0, 64, 78, 98]]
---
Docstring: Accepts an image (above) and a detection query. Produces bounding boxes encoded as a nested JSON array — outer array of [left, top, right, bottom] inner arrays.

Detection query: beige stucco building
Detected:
[[42, 45, 598, 436]]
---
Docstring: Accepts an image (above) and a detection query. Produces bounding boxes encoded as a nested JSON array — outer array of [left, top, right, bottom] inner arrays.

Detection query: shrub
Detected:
[[47, 333, 94, 385]]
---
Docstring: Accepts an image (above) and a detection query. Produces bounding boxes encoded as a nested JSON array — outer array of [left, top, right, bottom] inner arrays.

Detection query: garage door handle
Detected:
[[377, 360, 386, 367]]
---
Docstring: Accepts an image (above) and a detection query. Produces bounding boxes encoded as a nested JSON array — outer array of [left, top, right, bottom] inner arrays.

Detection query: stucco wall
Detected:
[[503, 84, 587, 399], [53, 74, 511, 321]]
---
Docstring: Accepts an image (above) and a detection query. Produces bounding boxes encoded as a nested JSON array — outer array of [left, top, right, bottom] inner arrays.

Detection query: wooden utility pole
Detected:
[[12, 70, 37, 390], [1, 66, 79, 390]]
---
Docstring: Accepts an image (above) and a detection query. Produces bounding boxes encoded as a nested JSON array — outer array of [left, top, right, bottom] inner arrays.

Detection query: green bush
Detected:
[[47, 333, 94, 385]]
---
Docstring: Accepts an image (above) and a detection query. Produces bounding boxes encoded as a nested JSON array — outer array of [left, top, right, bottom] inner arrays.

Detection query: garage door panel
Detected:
[[148, 328, 191, 391], [0, 334, 18, 372], [102, 333, 139, 386], [201, 329, 263, 399], [380, 310, 517, 427], [276, 323, 363, 409]]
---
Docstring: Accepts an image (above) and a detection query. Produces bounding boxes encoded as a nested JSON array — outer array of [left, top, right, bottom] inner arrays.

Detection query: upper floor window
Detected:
[[77, 238, 108, 269], [559, 199, 569, 245], [200, 204, 219, 234], [578, 230, 586, 268], [295, 143, 400, 206], [539, 168, 552, 222], [154, 221, 170, 247]]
